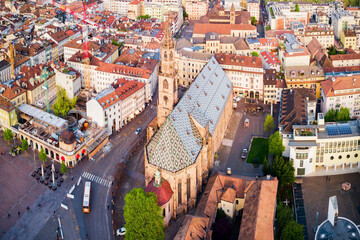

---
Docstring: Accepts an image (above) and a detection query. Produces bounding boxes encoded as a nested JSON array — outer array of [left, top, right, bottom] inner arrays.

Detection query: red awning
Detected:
[[61, 156, 65, 161], [82, 149, 85, 154], [76, 154, 80, 159]]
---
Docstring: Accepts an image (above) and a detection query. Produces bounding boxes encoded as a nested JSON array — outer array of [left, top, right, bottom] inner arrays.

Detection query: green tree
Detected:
[[61, 162, 67, 174], [137, 14, 151, 20], [280, 220, 304, 240], [272, 156, 295, 187], [251, 51, 259, 57], [3, 128, 13, 143], [266, 25, 271, 31], [294, 4, 300, 12], [262, 156, 270, 175], [183, 10, 188, 19], [21, 138, 28, 151], [111, 39, 123, 48], [324, 108, 337, 122], [53, 87, 77, 117], [276, 202, 293, 230], [269, 131, 284, 156], [39, 147, 47, 164], [251, 16, 257, 25], [124, 188, 164, 240], [336, 107, 350, 121], [264, 115, 275, 135]]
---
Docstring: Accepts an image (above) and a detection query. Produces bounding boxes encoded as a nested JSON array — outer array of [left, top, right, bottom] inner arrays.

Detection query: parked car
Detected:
[[241, 149, 248, 159], [135, 127, 142, 135], [227, 168, 232, 175], [116, 227, 126, 236]]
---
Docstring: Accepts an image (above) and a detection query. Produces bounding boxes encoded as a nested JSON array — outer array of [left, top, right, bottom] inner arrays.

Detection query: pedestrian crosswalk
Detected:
[[82, 172, 112, 187]]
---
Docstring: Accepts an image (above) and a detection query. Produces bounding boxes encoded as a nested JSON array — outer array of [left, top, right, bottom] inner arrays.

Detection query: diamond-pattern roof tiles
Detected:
[[147, 56, 232, 173]]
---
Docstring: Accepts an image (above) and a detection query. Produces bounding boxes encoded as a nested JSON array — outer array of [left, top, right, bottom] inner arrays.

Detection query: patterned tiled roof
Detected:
[[147, 57, 232, 173]]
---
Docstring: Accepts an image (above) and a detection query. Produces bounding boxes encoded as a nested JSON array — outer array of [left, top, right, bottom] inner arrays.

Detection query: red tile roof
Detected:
[[321, 76, 360, 97], [330, 53, 360, 61], [95, 62, 153, 79], [193, 23, 256, 35], [145, 177, 173, 206], [215, 53, 263, 68]]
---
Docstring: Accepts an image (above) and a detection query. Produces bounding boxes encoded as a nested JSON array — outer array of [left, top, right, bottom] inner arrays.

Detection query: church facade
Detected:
[[144, 23, 233, 225]]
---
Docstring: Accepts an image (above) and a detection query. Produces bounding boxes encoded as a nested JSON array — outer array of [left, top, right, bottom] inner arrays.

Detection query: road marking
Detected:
[[82, 171, 111, 187]]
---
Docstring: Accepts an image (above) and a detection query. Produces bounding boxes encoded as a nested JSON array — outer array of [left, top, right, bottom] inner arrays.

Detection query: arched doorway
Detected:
[[255, 91, 259, 99], [45, 148, 49, 155], [244, 90, 249, 98], [50, 151, 54, 159], [250, 91, 254, 98]]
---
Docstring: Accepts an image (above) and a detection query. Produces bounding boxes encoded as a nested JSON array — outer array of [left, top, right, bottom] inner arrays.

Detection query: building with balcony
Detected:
[[55, 66, 81, 99], [288, 114, 360, 176], [332, 10, 356, 39], [279, 88, 317, 156]]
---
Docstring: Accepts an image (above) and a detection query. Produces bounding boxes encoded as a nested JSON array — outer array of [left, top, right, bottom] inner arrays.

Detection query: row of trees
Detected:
[[277, 202, 304, 240]]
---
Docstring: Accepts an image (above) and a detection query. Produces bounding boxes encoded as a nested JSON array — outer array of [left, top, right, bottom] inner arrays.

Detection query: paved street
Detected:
[[2, 95, 157, 240]]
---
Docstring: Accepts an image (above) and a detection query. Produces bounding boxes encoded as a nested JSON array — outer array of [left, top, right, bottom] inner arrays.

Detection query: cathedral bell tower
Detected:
[[230, 3, 236, 24], [157, 21, 178, 127]]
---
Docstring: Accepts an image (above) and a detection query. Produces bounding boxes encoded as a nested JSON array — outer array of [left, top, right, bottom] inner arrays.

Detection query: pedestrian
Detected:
[[18, 211, 20, 216], [26, 206, 29, 210], [38, 203, 41, 207], [53, 210, 56, 214], [107, 204, 110, 210], [8, 213, 10, 218]]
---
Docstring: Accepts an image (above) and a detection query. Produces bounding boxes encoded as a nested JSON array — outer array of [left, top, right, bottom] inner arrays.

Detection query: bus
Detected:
[[83, 181, 91, 213]]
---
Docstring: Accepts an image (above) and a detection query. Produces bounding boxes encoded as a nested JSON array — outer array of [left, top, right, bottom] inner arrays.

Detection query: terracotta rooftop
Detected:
[[330, 53, 360, 61], [193, 23, 256, 35], [95, 62, 153, 79], [0, 96, 15, 112], [238, 179, 278, 240], [321, 75, 360, 97], [145, 177, 173, 206], [0, 83, 26, 100], [263, 69, 277, 86], [215, 53, 262, 68], [279, 88, 316, 133], [67, 51, 102, 66], [173, 215, 209, 240]]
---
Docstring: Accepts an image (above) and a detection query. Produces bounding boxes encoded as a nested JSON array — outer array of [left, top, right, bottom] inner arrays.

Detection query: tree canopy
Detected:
[[276, 202, 294, 231], [251, 51, 259, 57], [39, 147, 47, 164], [53, 87, 77, 118], [124, 188, 164, 240], [294, 4, 300, 12], [137, 14, 151, 20], [324, 107, 351, 122], [183, 10, 188, 19], [61, 162, 67, 174], [272, 156, 295, 187], [22, 139, 28, 151], [262, 156, 270, 176], [264, 115, 275, 135], [3, 128, 13, 142], [280, 220, 304, 240], [251, 17, 257, 25], [269, 131, 284, 156]]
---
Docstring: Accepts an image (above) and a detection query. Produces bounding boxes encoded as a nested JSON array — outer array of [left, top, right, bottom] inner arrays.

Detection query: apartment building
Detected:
[[105, 0, 131, 15], [332, 10, 356, 39], [284, 66, 325, 98], [268, 2, 309, 30], [280, 33, 311, 68], [215, 53, 263, 98], [0, 60, 11, 82], [184, 0, 208, 20], [321, 75, 360, 118], [55, 66, 81, 99], [330, 53, 360, 67], [247, 0, 260, 20], [86, 79, 146, 133], [0, 96, 17, 129], [303, 26, 335, 48], [340, 30, 357, 49]]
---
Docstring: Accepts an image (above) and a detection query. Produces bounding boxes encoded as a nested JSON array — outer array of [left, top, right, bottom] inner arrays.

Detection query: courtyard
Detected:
[[301, 173, 360, 239]]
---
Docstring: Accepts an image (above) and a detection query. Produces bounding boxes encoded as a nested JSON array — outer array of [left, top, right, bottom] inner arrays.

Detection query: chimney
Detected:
[[154, 170, 161, 187]]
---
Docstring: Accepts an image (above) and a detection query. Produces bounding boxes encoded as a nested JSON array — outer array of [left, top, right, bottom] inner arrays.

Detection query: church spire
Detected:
[[162, 20, 174, 49], [231, 3, 235, 12]]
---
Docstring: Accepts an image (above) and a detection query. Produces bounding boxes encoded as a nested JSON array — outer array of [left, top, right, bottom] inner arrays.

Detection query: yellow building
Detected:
[[284, 66, 325, 98], [0, 96, 18, 128], [340, 30, 357, 49]]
